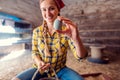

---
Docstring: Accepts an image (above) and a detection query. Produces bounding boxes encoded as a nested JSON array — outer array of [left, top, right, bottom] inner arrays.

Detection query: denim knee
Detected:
[[57, 67, 84, 80]]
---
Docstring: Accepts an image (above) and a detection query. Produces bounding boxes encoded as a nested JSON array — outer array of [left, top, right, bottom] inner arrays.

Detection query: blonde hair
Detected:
[[42, 21, 62, 62]]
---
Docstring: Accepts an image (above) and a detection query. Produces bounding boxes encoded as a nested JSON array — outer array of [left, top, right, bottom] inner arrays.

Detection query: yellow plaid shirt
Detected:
[[32, 25, 79, 76]]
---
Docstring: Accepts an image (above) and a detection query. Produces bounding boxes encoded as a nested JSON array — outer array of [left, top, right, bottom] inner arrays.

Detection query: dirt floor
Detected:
[[0, 49, 120, 80]]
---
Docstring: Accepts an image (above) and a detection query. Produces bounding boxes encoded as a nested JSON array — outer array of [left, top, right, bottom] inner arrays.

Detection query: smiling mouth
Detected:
[[47, 17, 52, 20], [46, 18, 54, 22]]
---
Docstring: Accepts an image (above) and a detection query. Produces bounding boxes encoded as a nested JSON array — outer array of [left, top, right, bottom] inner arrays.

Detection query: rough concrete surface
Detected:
[[0, 50, 120, 80]]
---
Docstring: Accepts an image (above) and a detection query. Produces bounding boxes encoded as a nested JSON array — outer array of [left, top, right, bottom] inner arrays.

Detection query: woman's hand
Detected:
[[56, 16, 79, 41], [37, 61, 50, 72]]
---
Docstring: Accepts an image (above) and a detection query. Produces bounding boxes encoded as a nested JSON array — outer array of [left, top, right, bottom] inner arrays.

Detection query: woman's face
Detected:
[[40, 0, 59, 24]]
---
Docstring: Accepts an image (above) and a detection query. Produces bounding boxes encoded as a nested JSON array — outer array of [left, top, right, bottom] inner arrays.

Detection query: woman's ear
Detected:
[[58, 13, 60, 16]]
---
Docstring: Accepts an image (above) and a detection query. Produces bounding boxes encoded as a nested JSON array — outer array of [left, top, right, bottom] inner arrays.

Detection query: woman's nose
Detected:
[[46, 10, 51, 16]]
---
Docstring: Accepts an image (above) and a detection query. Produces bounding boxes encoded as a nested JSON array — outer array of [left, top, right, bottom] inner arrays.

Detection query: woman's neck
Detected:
[[47, 22, 55, 35], [47, 22, 53, 28]]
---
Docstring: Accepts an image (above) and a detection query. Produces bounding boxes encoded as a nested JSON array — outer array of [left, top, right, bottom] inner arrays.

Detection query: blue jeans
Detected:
[[16, 67, 84, 80]]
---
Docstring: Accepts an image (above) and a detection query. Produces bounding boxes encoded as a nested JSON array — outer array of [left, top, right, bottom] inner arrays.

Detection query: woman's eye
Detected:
[[41, 7, 55, 12], [42, 9, 46, 11], [49, 7, 55, 11], [41, 8, 46, 11]]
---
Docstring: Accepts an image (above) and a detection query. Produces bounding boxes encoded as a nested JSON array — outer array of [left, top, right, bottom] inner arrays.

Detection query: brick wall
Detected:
[[61, 0, 120, 54]]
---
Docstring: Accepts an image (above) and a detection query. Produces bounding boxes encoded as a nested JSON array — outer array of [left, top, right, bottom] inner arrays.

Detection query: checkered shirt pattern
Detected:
[[32, 25, 79, 76]]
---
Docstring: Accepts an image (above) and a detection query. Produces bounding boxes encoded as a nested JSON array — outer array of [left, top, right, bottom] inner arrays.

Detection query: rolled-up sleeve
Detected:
[[68, 38, 80, 59]]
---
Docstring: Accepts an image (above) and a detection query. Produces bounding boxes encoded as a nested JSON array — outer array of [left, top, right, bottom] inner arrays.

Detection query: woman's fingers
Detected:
[[58, 16, 76, 29], [58, 16, 74, 25], [56, 29, 69, 34], [56, 16, 78, 39], [56, 29, 72, 38], [41, 63, 50, 70], [39, 63, 50, 71]]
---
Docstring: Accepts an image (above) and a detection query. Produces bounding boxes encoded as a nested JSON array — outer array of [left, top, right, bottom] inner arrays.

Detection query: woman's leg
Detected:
[[57, 67, 84, 80], [11, 67, 47, 80]]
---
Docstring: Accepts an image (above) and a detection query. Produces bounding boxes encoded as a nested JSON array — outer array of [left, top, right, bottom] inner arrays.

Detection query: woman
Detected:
[[12, 0, 87, 80]]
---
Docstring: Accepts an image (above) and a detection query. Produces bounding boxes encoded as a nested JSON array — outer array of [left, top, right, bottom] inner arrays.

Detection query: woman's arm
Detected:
[[57, 16, 88, 58], [72, 35, 87, 58]]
